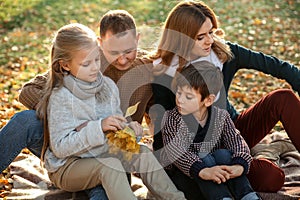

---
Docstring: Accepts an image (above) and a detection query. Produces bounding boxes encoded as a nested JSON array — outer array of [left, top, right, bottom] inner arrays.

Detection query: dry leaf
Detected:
[[106, 127, 140, 160], [124, 102, 140, 118]]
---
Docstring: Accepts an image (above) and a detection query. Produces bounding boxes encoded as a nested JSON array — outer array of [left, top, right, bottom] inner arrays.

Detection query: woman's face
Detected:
[[190, 17, 214, 60]]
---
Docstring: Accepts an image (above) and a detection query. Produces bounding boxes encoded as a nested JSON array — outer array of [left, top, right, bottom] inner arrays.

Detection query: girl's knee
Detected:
[[99, 157, 125, 173], [139, 145, 152, 153]]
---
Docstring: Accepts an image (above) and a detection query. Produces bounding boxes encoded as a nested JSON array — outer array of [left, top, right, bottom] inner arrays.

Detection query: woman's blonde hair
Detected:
[[36, 23, 98, 162], [151, 1, 233, 75]]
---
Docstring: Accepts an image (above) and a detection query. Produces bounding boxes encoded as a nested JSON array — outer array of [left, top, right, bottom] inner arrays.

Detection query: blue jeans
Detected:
[[0, 110, 43, 172], [167, 149, 259, 200], [196, 149, 257, 200], [0, 110, 108, 200], [85, 185, 108, 200]]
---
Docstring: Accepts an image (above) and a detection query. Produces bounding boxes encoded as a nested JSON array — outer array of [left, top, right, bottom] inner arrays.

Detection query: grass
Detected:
[[0, 0, 299, 128]]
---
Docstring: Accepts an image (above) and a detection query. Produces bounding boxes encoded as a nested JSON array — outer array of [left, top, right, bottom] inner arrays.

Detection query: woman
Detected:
[[150, 0, 300, 193]]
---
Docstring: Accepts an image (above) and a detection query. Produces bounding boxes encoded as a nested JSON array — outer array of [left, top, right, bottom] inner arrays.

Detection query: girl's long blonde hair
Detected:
[[151, 1, 233, 75], [36, 23, 98, 162]]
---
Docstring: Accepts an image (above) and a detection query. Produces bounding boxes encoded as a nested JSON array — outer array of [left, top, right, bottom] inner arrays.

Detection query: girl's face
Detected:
[[190, 17, 214, 60], [66, 44, 101, 82], [176, 85, 205, 115]]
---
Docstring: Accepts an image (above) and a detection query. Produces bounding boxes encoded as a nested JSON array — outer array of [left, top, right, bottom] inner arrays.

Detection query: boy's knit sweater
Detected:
[[161, 106, 252, 178]]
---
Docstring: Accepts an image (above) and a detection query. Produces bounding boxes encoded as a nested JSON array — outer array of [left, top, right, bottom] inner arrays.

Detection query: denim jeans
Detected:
[[196, 149, 257, 200], [0, 110, 43, 172], [85, 185, 108, 200], [167, 149, 259, 200], [0, 110, 108, 199]]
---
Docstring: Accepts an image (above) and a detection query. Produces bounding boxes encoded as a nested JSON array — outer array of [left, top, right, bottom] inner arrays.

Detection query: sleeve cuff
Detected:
[[189, 161, 207, 178], [232, 157, 249, 174]]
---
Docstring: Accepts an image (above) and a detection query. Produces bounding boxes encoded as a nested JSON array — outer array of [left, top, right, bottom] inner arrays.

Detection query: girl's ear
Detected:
[[204, 94, 216, 107], [59, 60, 70, 72]]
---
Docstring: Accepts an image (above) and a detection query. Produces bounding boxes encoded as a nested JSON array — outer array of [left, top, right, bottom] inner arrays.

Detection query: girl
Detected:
[[150, 0, 300, 193], [36, 23, 186, 200], [162, 61, 260, 199]]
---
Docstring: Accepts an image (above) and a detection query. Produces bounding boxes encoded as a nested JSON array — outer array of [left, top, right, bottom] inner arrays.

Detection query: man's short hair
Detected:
[[99, 10, 136, 37]]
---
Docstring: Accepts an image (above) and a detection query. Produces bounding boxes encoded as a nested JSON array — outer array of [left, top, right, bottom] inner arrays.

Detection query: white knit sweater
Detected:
[[44, 76, 122, 172]]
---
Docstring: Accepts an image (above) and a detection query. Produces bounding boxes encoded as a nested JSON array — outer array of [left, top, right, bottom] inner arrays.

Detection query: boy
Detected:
[[161, 61, 260, 199]]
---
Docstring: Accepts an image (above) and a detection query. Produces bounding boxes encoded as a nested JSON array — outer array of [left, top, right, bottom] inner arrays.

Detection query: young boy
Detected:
[[161, 61, 260, 200]]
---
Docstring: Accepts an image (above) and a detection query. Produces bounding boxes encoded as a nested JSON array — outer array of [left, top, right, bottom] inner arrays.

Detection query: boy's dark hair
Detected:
[[172, 61, 223, 101], [99, 10, 136, 37]]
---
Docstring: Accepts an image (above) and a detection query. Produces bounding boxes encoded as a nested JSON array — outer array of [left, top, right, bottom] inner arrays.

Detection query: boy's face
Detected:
[[100, 30, 139, 71], [175, 85, 205, 115]]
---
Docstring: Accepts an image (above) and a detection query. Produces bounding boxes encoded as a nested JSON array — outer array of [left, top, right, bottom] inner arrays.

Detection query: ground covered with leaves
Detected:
[[0, 0, 299, 198]]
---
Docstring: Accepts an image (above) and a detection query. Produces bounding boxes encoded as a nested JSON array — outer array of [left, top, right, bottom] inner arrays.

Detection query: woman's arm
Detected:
[[226, 42, 300, 93]]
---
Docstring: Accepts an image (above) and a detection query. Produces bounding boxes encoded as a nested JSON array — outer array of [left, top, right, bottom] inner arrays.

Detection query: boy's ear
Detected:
[[204, 94, 216, 107], [59, 60, 70, 72]]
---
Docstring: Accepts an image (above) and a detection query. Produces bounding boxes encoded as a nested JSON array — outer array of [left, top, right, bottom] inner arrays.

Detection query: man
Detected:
[[0, 10, 153, 198], [99, 10, 153, 124]]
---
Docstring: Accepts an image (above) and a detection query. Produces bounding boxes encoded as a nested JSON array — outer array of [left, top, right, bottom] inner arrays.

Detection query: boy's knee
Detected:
[[213, 149, 232, 165]]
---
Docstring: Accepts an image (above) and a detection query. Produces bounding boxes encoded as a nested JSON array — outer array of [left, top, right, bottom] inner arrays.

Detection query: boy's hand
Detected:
[[199, 166, 230, 184], [224, 165, 244, 179]]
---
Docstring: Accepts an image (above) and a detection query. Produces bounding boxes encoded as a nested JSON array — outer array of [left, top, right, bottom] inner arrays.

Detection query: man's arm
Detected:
[[19, 72, 48, 110]]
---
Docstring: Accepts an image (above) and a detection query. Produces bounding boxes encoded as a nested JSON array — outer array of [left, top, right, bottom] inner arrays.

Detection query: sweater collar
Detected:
[[63, 73, 109, 101]]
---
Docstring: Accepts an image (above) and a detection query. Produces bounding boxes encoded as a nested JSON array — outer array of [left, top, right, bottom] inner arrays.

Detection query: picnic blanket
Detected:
[[2, 131, 300, 199]]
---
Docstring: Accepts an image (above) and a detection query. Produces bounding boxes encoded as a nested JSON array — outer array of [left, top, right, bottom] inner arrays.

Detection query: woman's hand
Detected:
[[101, 115, 127, 132], [198, 166, 230, 184]]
